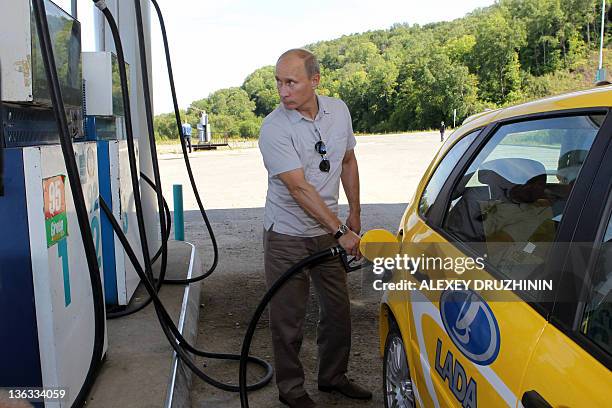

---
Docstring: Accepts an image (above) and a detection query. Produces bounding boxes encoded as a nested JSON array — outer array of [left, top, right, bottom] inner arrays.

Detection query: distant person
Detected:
[[181, 122, 192, 153], [258, 48, 369, 408], [440, 120, 446, 142]]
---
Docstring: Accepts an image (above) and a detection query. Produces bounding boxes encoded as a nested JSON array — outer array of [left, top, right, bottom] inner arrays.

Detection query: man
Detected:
[[440, 120, 446, 142], [181, 122, 192, 153], [258, 49, 370, 408]]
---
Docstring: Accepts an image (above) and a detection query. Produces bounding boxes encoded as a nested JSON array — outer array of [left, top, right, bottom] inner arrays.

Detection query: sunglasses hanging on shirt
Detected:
[[314, 127, 330, 173], [315, 140, 330, 172]]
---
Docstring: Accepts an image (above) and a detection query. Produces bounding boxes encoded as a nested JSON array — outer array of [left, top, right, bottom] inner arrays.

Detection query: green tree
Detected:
[[343, 40, 380, 64], [242, 66, 279, 117], [471, 9, 526, 104], [188, 88, 260, 137], [335, 63, 369, 130], [360, 55, 399, 131], [445, 34, 476, 66], [390, 51, 479, 130], [191, 87, 255, 119], [153, 110, 197, 139], [152, 0, 608, 139]]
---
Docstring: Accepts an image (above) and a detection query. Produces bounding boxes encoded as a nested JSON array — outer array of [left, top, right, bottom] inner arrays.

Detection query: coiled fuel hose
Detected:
[[94, 0, 273, 392], [106, 0, 221, 318], [148, 0, 220, 284]]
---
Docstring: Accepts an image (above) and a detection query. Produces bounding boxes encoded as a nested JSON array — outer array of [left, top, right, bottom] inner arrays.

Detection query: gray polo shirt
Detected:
[[259, 95, 356, 237]]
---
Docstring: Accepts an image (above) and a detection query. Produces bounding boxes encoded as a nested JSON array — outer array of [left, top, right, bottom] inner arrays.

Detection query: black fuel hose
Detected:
[[107, 0, 221, 318], [106, 173, 171, 319], [142, 172, 172, 264], [104, 0, 215, 317], [94, 2, 154, 290], [94, 1, 273, 392], [100, 197, 273, 392], [149, 0, 219, 284], [133, 0, 169, 286], [31, 1, 105, 406], [96, 1, 161, 319], [238, 247, 345, 408]]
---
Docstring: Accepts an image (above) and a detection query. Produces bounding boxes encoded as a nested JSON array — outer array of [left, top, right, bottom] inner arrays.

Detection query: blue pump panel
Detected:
[[84, 115, 138, 306], [97, 140, 119, 304], [0, 149, 43, 389]]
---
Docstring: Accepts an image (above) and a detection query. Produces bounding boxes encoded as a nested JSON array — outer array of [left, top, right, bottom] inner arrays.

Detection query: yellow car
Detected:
[[376, 85, 612, 408]]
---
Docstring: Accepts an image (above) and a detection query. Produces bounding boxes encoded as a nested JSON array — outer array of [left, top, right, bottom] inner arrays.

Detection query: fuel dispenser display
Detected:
[[83, 51, 142, 307], [0, 0, 83, 146], [0, 1, 106, 406]]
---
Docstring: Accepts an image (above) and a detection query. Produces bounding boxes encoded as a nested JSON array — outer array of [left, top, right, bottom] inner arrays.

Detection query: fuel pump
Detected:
[[82, 51, 143, 308], [197, 110, 210, 144], [0, 1, 106, 407]]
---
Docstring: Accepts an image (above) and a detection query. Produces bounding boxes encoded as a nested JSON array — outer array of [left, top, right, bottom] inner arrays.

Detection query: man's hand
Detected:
[[338, 230, 361, 259], [346, 212, 361, 235]]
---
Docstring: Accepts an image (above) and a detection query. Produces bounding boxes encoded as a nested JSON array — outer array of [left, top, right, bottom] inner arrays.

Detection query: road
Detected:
[[158, 132, 443, 212]]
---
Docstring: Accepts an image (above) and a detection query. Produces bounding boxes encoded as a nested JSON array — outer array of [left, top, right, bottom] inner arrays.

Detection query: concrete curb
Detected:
[[164, 241, 202, 408]]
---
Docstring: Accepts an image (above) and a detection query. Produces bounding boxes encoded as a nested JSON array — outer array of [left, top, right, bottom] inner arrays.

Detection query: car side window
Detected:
[[441, 114, 604, 279], [580, 212, 612, 356], [418, 130, 479, 219]]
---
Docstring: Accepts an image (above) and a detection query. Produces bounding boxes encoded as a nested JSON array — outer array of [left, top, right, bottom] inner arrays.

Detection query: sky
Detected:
[[61, 0, 496, 115]]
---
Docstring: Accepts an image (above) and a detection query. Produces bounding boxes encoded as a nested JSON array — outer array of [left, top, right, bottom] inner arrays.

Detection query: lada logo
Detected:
[[439, 289, 500, 365]]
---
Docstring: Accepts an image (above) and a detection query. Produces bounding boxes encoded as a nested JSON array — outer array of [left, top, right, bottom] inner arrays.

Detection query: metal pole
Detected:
[[173, 184, 184, 241], [71, 0, 77, 18], [599, 0, 606, 70]]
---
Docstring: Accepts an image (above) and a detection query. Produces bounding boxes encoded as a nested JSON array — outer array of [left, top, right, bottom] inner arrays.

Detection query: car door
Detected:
[[517, 112, 612, 408], [402, 110, 608, 408]]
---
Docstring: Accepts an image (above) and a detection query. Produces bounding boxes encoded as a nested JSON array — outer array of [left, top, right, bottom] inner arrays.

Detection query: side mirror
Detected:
[[359, 229, 401, 262]]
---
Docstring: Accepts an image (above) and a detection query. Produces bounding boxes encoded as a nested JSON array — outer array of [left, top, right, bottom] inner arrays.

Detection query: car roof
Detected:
[[439, 85, 612, 158], [465, 84, 611, 129]]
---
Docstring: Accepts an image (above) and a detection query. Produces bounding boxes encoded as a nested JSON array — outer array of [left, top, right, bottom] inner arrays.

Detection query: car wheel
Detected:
[[383, 322, 415, 408]]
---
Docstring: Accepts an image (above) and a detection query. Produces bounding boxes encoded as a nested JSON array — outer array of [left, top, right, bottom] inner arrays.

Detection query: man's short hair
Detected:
[[277, 48, 320, 78]]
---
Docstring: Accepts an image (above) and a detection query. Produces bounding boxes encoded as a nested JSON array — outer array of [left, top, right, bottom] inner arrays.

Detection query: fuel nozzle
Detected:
[[334, 245, 369, 273]]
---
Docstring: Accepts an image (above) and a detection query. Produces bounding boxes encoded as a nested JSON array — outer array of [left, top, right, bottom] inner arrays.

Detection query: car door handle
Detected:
[[522, 390, 552, 408]]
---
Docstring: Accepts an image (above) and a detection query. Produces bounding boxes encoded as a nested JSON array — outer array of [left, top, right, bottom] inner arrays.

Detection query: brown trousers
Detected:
[[263, 228, 351, 399]]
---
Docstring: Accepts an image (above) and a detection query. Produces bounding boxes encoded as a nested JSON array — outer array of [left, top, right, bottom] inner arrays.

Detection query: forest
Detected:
[[153, 0, 611, 139]]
